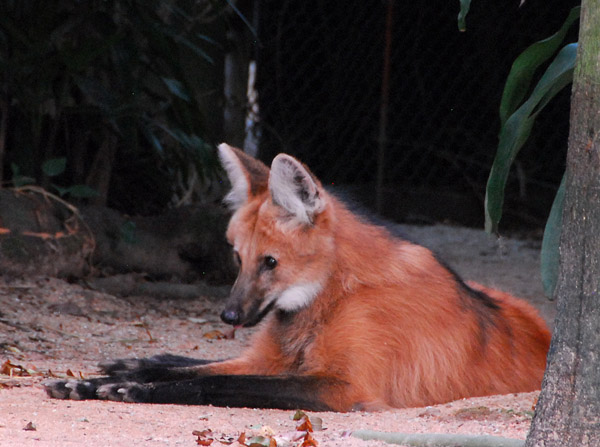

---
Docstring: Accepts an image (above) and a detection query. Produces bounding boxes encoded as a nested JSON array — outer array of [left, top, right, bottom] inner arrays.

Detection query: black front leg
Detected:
[[46, 373, 341, 411], [99, 375, 339, 411], [45, 354, 345, 410]]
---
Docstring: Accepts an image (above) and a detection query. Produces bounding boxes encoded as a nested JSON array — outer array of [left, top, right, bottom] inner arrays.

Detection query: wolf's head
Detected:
[[217, 144, 335, 327]]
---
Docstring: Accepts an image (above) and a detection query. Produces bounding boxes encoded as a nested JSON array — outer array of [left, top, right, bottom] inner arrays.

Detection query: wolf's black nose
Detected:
[[221, 309, 240, 326]]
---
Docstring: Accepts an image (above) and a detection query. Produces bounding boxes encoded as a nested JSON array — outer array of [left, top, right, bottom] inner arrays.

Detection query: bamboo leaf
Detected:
[[161, 77, 191, 102], [541, 174, 565, 299], [153, 22, 215, 64], [73, 76, 118, 114], [224, 0, 258, 39], [485, 43, 576, 233], [144, 127, 165, 156], [59, 32, 121, 73]]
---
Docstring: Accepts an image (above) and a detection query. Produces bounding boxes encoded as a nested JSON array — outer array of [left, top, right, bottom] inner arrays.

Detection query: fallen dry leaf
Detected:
[[237, 432, 246, 445], [294, 412, 322, 446], [202, 330, 227, 340], [216, 433, 239, 444], [299, 432, 317, 447], [193, 429, 214, 445], [296, 418, 313, 433], [1, 360, 33, 377]]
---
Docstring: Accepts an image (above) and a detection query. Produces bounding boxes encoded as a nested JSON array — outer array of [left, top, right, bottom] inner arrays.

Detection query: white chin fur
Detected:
[[275, 282, 323, 311]]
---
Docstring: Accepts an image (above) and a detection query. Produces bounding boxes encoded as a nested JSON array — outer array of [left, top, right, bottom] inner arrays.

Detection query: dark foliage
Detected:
[[0, 0, 228, 213]]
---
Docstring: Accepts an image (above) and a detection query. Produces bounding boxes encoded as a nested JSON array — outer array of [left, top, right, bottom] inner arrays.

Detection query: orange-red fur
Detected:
[[207, 144, 550, 411]]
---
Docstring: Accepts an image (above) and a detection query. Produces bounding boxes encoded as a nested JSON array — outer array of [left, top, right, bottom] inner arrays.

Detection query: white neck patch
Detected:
[[275, 282, 323, 311]]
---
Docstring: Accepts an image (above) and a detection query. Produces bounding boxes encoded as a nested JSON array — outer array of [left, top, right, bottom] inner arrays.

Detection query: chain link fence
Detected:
[[249, 0, 579, 229]]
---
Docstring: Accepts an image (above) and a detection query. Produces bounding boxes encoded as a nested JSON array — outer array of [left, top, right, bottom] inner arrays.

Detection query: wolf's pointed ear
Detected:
[[269, 154, 326, 224], [218, 143, 269, 210]]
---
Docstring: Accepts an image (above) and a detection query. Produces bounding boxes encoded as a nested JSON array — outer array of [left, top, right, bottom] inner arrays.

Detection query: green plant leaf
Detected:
[[52, 184, 99, 198], [485, 43, 577, 234], [500, 6, 580, 125], [10, 163, 35, 187], [73, 75, 119, 115], [120, 220, 137, 244], [12, 176, 36, 187], [65, 184, 100, 198], [2, 0, 219, 213], [42, 158, 67, 177], [156, 24, 215, 64], [224, 0, 258, 39], [162, 77, 192, 102], [10, 162, 20, 176], [52, 185, 69, 197], [144, 128, 165, 156], [457, 0, 472, 32], [541, 174, 565, 299]]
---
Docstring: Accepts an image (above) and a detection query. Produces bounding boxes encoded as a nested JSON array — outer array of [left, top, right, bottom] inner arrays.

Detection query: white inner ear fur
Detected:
[[218, 143, 249, 210], [269, 154, 325, 224]]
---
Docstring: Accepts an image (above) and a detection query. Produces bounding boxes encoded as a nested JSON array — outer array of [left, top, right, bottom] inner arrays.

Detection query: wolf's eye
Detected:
[[263, 256, 278, 270]]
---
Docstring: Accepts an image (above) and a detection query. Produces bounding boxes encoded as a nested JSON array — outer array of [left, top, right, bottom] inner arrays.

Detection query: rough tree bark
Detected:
[[525, 2, 600, 446]]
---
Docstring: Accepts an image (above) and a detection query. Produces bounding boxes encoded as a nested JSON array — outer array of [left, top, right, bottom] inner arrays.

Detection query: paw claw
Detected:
[[44, 378, 100, 400], [43, 379, 71, 399], [97, 382, 142, 402]]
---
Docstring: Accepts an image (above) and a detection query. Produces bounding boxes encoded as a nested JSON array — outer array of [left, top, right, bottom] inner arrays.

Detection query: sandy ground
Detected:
[[0, 223, 555, 447]]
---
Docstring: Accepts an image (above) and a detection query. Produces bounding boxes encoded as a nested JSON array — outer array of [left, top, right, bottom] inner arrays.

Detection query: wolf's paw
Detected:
[[44, 379, 98, 400], [97, 382, 151, 403]]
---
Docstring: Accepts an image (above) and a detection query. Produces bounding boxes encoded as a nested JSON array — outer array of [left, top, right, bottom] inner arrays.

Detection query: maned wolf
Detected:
[[45, 143, 551, 411]]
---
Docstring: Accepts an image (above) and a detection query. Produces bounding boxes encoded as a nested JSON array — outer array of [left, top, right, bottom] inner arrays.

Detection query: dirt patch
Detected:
[[0, 223, 554, 447]]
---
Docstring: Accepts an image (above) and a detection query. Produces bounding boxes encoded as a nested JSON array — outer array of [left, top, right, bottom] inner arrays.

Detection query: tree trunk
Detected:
[[0, 86, 8, 186], [85, 130, 117, 207], [525, 3, 600, 446]]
